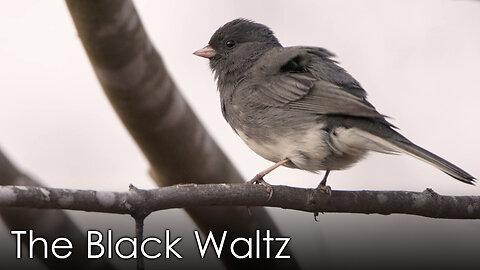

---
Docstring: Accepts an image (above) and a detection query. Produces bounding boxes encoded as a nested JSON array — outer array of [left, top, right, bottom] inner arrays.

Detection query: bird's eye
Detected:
[[225, 40, 236, 48]]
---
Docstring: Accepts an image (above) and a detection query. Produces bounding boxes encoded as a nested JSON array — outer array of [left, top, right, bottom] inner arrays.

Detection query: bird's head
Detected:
[[194, 18, 281, 79]]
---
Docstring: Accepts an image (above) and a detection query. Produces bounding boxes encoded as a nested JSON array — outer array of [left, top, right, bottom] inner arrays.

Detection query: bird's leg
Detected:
[[248, 158, 290, 199], [316, 170, 331, 195], [249, 158, 290, 184]]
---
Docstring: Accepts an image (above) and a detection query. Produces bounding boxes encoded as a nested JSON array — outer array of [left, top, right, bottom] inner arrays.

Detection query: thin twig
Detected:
[[135, 217, 145, 270]]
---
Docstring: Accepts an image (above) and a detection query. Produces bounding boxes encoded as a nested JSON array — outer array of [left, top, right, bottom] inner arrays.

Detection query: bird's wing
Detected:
[[244, 46, 392, 124]]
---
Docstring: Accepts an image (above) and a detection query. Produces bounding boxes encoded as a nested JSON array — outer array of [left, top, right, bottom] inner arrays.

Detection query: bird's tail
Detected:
[[351, 128, 476, 185], [388, 140, 476, 184]]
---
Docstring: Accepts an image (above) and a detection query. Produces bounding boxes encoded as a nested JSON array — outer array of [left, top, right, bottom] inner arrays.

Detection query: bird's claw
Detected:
[[247, 174, 274, 200], [317, 184, 332, 196]]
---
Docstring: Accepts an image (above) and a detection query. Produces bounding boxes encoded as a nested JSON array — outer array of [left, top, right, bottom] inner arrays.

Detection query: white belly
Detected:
[[235, 126, 377, 172], [235, 126, 331, 172]]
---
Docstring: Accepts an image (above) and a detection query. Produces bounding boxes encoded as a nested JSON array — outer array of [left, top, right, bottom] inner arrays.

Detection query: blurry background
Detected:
[[0, 0, 479, 269]]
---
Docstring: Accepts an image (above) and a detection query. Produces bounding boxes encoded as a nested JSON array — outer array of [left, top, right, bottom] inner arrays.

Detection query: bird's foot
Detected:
[[313, 211, 323, 222], [247, 174, 273, 200], [317, 184, 332, 196], [313, 184, 331, 221]]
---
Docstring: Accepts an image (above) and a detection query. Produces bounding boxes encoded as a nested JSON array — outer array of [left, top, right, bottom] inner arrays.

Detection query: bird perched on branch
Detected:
[[194, 18, 475, 195]]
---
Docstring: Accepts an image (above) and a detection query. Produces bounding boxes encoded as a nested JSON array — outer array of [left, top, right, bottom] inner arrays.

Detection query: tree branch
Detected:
[[1, 184, 479, 219], [0, 148, 117, 270]]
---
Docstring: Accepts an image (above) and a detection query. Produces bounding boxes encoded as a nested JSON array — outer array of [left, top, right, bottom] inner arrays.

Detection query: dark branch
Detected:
[[1, 184, 479, 219]]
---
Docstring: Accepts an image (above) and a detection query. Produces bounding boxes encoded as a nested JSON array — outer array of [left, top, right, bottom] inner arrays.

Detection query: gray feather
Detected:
[[241, 47, 393, 126]]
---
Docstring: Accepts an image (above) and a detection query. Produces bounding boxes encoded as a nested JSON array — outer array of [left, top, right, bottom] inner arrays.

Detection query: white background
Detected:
[[0, 1, 479, 269]]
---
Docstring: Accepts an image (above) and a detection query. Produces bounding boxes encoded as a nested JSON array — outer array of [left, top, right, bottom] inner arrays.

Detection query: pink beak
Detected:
[[193, 45, 216, 59]]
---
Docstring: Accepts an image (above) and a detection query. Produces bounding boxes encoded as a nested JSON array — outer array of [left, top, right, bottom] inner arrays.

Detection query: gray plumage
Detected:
[[196, 18, 475, 185]]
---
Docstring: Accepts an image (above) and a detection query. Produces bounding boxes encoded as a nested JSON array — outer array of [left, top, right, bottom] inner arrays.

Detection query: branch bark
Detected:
[[64, 1, 297, 269], [1, 184, 479, 219]]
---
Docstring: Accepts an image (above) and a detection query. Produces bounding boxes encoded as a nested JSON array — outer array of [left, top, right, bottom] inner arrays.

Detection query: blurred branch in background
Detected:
[[2, 184, 480, 219], [64, 0, 298, 269], [0, 148, 116, 270]]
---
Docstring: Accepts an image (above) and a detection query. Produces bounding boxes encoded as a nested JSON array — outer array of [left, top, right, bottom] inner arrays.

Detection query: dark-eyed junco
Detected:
[[194, 18, 475, 193]]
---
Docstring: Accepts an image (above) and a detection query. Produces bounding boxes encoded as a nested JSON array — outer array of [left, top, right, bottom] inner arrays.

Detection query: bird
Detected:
[[194, 18, 475, 194]]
